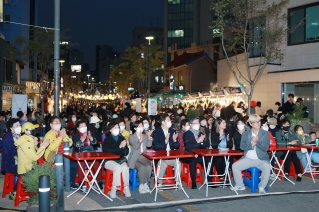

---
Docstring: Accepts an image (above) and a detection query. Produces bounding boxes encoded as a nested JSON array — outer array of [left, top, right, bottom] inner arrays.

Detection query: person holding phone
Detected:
[[275, 119, 303, 181]]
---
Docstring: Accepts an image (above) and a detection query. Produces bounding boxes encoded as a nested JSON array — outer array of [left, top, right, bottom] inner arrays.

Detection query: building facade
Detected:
[[95, 45, 119, 83], [217, 0, 319, 124]]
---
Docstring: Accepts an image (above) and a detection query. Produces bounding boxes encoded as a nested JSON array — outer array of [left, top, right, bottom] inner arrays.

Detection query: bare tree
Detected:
[[211, 0, 300, 115]]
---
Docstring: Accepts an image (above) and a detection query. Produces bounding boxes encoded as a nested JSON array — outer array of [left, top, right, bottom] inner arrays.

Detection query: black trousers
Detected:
[[280, 151, 302, 174], [213, 156, 226, 175], [182, 156, 213, 184]]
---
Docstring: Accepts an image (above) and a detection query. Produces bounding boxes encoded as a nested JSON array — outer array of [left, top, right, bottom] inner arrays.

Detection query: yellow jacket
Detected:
[[121, 130, 130, 146], [14, 134, 46, 174], [44, 130, 73, 162]]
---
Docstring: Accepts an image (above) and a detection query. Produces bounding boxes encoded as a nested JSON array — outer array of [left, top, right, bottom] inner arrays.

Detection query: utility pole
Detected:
[[53, 0, 60, 116], [145, 36, 154, 99]]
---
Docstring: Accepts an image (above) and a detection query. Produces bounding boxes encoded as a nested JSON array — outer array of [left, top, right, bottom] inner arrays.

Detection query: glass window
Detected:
[[289, 3, 319, 45], [155, 76, 159, 83]]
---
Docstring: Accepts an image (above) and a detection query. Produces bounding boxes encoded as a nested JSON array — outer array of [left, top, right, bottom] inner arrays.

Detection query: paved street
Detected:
[[1, 173, 319, 212]]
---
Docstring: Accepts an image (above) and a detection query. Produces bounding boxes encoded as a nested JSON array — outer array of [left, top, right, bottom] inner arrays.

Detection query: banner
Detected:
[[147, 98, 157, 116], [12, 94, 28, 118]]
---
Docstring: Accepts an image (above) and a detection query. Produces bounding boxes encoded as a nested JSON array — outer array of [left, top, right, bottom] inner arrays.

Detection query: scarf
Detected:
[[78, 130, 90, 146], [189, 128, 200, 137]]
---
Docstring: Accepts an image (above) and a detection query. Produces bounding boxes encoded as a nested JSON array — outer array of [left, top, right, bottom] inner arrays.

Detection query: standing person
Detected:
[[275, 119, 303, 182], [128, 121, 153, 194], [0, 111, 7, 137], [212, 103, 221, 118], [186, 105, 200, 119], [44, 116, 73, 162], [223, 102, 236, 119], [211, 117, 232, 179], [274, 102, 283, 116], [1, 119, 21, 175], [255, 101, 265, 116], [102, 121, 131, 198], [205, 103, 214, 115], [282, 94, 295, 115], [231, 114, 270, 194], [183, 117, 213, 189], [122, 102, 132, 119], [152, 114, 181, 186]]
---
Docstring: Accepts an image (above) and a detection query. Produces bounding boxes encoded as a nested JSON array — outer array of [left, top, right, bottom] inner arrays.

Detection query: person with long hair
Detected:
[[102, 121, 131, 198], [177, 119, 190, 151], [128, 121, 153, 194], [211, 117, 232, 179]]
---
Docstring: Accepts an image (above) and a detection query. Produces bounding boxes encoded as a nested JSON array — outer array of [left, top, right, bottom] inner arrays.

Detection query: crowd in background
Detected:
[[1, 93, 319, 199]]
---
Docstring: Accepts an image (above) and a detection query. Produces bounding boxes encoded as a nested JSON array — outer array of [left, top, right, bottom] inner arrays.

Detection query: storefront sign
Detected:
[[215, 89, 225, 95], [228, 87, 242, 94]]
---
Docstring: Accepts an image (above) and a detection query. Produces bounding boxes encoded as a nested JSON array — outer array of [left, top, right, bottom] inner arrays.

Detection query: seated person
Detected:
[[72, 120, 97, 152], [177, 119, 190, 151], [153, 114, 181, 186], [294, 125, 310, 145], [275, 119, 303, 181], [183, 117, 213, 189], [13, 122, 49, 199], [297, 132, 319, 171], [128, 121, 153, 194], [102, 121, 131, 198], [231, 114, 270, 194], [211, 117, 232, 177]]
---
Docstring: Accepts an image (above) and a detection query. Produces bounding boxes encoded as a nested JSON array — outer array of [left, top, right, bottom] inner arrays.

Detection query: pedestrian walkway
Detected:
[[1, 173, 319, 211]]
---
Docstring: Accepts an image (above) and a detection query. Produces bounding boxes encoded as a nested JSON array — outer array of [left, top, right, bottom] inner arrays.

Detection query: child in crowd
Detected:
[[298, 132, 319, 171]]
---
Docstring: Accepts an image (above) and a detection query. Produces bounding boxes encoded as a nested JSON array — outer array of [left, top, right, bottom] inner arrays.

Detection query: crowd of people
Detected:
[[0, 93, 318, 200]]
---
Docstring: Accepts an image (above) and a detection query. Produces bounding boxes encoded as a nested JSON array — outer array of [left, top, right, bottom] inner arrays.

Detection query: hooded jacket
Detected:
[[14, 134, 46, 174]]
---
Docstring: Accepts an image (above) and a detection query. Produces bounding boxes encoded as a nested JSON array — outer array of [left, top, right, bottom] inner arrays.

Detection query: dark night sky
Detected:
[[38, 0, 164, 71]]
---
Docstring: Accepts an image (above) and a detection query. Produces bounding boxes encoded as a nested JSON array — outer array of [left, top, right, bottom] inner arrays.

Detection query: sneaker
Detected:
[[109, 186, 117, 198], [157, 183, 163, 187], [124, 186, 131, 197], [97, 181, 104, 190], [230, 186, 246, 191], [296, 176, 302, 182], [70, 183, 79, 189], [269, 174, 276, 180], [259, 187, 266, 194], [139, 185, 146, 194], [143, 184, 151, 193], [9, 192, 16, 201]]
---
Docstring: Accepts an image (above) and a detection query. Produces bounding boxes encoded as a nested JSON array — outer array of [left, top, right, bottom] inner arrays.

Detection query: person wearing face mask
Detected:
[[275, 119, 303, 181], [211, 117, 232, 181], [268, 118, 279, 138], [177, 119, 190, 151], [260, 119, 276, 147], [44, 116, 73, 162], [230, 118, 246, 152], [71, 120, 97, 188], [153, 114, 181, 186], [199, 117, 209, 137], [1, 119, 21, 175], [102, 122, 131, 198], [183, 117, 213, 189], [11, 122, 50, 200], [117, 119, 130, 146], [142, 118, 151, 132], [128, 121, 153, 194], [66, 114, 77, 135]]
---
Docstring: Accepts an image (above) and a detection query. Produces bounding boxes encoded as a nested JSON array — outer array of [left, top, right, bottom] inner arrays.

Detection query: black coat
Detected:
[[153, 127, 180, 150], [211, 131, 232, 149], [102, 135, 129, 159], [183, 131, 209, 153]]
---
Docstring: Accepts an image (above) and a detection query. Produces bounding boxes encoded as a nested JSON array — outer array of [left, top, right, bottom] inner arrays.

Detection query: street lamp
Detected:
[[59, 60, 65, 111], [145, 36, 154, 99]]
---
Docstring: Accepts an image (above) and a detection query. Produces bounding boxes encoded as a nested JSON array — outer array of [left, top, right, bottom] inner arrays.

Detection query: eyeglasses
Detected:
[[251, 121, 261, 124]]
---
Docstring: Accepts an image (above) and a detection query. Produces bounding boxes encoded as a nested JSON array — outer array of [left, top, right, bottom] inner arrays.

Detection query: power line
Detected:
[[1, 21, 58, 31]]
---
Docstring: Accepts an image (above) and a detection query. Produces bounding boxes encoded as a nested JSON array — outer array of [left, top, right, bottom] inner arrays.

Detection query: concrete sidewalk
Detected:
[[1, 173, 319, 211]]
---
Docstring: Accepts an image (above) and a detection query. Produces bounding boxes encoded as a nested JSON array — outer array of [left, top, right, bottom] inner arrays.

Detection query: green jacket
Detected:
[[275, 129, 300, 146]]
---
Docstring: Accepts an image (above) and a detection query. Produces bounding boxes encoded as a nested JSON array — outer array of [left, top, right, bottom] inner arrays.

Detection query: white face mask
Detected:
[[72, 118, 77, 122], [269, 125, 276, 129], [120, 125, 125, 132], [185, 126, 190, 131], [237, 124, 245, 131], [262, 126, 269, 131], [136, 127, 144, 133], [143, 123, 150, 130], [192, 124, 200, 130], [200, 120, 207, 127], [112, 128, 120, 136], [79, 127, 87, 133], [177, 110, 182, 114], [52, 124, 61, 131], [166, 121, 172, 128], [14, 126, 22, 134]]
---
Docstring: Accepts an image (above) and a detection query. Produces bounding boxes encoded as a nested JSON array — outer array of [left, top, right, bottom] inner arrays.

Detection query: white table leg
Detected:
[[224, 156, 238, 195], [175, 158, 189, 198], [270, 150, 295, 187]]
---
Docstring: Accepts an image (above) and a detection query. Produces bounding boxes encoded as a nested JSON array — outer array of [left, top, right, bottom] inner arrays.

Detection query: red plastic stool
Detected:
[[103, 169, 124, 196], [180, 163, 204, 187], [14, 176, 30, 207], [154, 165, 175, 185], [277, 159, 297, 180], [2, 173, 17, 198]]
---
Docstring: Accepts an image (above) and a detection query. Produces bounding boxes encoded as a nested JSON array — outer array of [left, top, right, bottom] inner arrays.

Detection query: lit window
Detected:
[[155, 76, 159, 83], [168, 30, 184, 37]]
